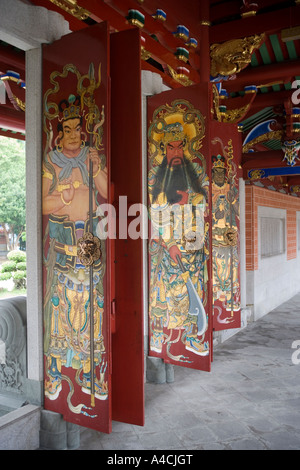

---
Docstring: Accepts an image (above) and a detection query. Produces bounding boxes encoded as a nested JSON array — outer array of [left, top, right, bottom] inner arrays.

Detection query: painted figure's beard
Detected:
[[151, 156, 205, 204]]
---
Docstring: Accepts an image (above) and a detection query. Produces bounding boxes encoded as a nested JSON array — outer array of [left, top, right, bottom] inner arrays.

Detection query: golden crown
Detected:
[[163, 122, 186, 144], [59, 94, 81, 122], [212, 154, 226, 168]]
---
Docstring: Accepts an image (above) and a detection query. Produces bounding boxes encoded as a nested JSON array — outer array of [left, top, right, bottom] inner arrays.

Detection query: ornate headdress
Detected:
[[163, 122, 186, 144], [148, 99, 206, 165], [212, 154, 226, 169], [58, 94, 82, 122]]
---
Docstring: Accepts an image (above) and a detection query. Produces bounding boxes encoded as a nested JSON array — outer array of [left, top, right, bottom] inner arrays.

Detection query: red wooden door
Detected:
[[42, 22, 111, 433], [110, 28, 144, 427], [42, 22, 145, 433], [147, 84, 213, 372], [211, 121, 241, 331]]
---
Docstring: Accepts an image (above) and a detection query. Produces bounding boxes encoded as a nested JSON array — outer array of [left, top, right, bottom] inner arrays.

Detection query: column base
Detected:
[[146, 356, 174, 384], [39, 409, 80, 450]]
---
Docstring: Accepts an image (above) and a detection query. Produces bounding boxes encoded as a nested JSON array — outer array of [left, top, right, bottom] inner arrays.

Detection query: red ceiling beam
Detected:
[[242, 150, 284, 164], [78, 1, 201, 80], [0, 107, 25, 133], [287, 176, 300, 186], [242, 150, 300, 178], [209, 0, 289, 23], [142, 34, 200, 84], [0, 128, 25, 140], [224, 60, 300, 94], [0, 62, 25, 80], [28, 1, 200, 87], [127, 0, 203, 41], [0, 45, 25, 72], [0, 100, 16, 110], [240, 89, 293, 120], [209, 0, 240, 24], [141, 60, 181, 89], [100, 0, 188, 46], [210, 6, 300, 43], [247, 89, 293, 110], [79, 0, 134, 32]]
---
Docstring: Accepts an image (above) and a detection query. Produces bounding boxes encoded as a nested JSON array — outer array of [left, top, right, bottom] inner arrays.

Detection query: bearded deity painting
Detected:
[[148, 98, 210, 367], [211, 136, 240, 328], [42, 61, 109, 423]]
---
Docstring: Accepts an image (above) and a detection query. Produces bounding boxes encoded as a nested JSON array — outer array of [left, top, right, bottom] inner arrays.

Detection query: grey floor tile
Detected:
[[206, 420, 252, 442], [138, 430, 182, 450], [259, 430, 300, 450], [229, 437, 267, 450], [173, 423, 219, 445], [77, 293, 300, 450]]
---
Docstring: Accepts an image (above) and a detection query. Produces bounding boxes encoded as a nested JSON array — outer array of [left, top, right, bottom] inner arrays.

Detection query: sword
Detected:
[[176, 255, 207, 336]]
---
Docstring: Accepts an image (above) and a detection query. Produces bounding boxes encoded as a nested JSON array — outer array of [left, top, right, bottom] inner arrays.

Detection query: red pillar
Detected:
[[199, 0, 210, 83]]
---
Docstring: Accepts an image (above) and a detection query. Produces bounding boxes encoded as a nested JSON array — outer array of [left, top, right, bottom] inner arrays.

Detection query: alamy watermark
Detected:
[[291, 340, 300, 365], [289, 84, 300, 365], [95, 195, 205, 251], [291, 80, 300, 105]]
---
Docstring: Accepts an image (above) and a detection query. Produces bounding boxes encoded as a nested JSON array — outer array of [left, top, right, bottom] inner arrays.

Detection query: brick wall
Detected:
[[245, 185, 300, 270]]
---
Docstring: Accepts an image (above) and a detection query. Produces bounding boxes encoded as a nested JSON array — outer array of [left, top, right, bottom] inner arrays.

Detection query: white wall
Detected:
[[246, 206, 300, 320]]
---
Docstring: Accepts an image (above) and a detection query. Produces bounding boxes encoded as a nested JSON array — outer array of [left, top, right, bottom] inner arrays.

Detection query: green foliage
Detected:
[[0, 137, 26, 250], [0, 250, 27, 290], [16, 261, 26, 271], [12, 270, 26, 289], [12, 271, 26, 279], [0, 272, 12, 281], [0, 260, 17, 272], [7, 250, 26, 262]]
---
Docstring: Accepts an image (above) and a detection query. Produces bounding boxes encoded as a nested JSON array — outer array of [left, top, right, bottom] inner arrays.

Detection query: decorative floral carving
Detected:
[[0, 298, 26, 395], [0, 359, 23, 392]]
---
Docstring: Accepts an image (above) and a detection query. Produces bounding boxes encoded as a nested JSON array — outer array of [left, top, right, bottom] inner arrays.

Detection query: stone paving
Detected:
[[79, 293, 300, 450]]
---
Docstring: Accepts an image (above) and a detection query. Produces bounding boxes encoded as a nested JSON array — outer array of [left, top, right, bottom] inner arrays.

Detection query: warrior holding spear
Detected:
[[42, 63, 108, 413]]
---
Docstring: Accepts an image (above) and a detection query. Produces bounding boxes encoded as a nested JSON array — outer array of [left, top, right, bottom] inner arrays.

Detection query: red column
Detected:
[[199, 0, 210, 83]]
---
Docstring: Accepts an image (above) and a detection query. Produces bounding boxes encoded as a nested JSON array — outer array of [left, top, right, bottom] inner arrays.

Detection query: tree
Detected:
[[0, 250, 26, 289], [0, 136, 26, 251]]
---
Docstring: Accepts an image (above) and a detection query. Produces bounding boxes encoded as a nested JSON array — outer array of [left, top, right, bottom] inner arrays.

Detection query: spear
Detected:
[[89, 159, 95, 407], [78, 63, 101, 407], [229, 176, 234, 316], [227, 140, 234, 317]]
